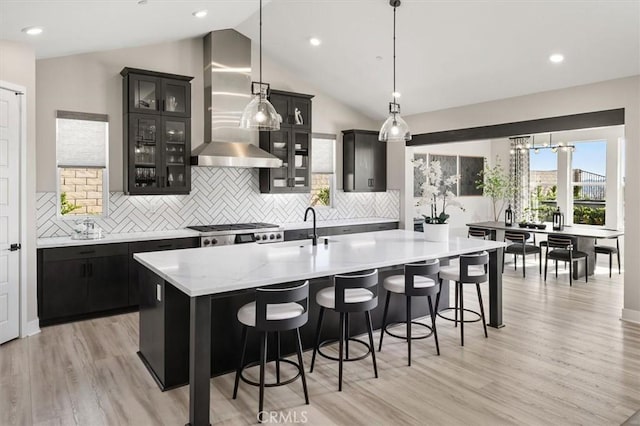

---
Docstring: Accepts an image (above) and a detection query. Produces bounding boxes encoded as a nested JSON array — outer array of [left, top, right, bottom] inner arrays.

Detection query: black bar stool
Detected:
[[378, 259, 441, 366], [595, 237, 621, 277], [437, 252, 489, 346], [232, 281, 310, 422], [544, 235, 588, 286], [309, 269, 378, 391]]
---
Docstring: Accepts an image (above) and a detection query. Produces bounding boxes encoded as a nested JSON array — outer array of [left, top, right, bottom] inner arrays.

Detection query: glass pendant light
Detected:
[[240, 0, 280, 131], [379, 0, 411, 142]]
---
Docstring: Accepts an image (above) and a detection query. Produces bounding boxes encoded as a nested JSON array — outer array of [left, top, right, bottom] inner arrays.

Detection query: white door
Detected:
[[0, 87, 21, 344]]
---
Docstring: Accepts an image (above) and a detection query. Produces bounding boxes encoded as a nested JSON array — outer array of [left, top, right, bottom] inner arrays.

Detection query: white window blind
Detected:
[[311, 137, 335, 174], [56, 111, 108, 168]]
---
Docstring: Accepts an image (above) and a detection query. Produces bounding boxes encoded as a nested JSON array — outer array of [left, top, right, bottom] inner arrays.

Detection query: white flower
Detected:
[[413, 158, 465, 222]]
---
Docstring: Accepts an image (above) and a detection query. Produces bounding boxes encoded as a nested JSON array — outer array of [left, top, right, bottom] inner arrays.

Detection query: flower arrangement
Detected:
[[413, 158, 464, 224]]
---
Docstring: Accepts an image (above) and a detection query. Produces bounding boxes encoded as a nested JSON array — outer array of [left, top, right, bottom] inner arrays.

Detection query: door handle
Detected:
[[9, 243, 21, 251], [82, 263, 87, 277], [87, 263, 93, 277]]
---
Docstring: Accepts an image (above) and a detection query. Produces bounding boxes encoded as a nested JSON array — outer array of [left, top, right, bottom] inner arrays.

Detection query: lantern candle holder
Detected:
[[552, 207, 565, 231]]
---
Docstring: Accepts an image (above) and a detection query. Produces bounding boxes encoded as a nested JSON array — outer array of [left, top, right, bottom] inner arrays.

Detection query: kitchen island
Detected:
[[134, 229, 507, 426]]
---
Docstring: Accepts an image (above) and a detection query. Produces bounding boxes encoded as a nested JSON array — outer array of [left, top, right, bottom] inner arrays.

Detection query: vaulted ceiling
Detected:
[[2, 0, 639, 119]]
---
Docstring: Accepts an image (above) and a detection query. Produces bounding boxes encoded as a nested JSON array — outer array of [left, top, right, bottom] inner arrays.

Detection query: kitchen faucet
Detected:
[[304, 207, 317, 246]]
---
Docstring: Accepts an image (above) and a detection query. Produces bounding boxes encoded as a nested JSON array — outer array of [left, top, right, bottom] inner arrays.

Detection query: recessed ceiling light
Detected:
[[21, 26, 43, 35], [192, 10, 208, 18], [309, 37, 321, 47], [549, 53, 564, 63], [376, 56, 383, 61], [392, 91, 401, 98], [137, 0, 147, 4]]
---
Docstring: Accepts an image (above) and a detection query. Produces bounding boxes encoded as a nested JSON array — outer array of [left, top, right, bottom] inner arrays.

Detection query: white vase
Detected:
[[423, 222, 449, 242]]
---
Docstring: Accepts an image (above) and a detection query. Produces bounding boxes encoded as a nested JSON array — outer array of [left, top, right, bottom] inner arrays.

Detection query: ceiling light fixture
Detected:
[[392, 91, 401, 98], [549, 53, 564, 63], [309, 37, 321, 47], [137, 0, 147, 5], [21, 26, 43, 35], [509, 134, 575, 154], [240, 0, 280, 131], [192, 10, 208, 18], [379, 0, 411, 142]]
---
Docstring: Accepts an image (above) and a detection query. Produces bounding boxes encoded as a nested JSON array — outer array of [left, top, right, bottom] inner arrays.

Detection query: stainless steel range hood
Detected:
[[191, 29, 282, 168]]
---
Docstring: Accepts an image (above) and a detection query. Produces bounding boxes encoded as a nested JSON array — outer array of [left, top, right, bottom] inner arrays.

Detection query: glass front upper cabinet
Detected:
[[122, 68, 191, 118], [163, 118, 190, 190], [122, 67, 193, 195]]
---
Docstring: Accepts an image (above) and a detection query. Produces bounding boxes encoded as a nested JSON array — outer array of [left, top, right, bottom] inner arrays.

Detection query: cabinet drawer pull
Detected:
[[87, 263, 93, 277], [157, 244, 173, 249], [79, 250, 95, 255]]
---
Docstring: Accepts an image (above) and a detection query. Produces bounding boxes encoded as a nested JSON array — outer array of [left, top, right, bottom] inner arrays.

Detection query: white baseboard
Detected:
[[23, 319, 41, 337], [621, 308, 640, 325]]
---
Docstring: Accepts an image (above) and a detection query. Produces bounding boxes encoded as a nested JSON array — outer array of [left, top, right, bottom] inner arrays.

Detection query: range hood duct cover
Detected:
[[191, 29, 282, 168]]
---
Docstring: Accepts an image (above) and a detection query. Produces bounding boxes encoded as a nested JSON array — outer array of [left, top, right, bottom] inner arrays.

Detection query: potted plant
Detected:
[[476, 156, 514, 222], [413, 158, 464, 242]]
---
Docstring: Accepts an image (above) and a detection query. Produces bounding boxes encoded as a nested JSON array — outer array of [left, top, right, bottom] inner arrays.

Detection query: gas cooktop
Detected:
[[187, 222, 280, 233]]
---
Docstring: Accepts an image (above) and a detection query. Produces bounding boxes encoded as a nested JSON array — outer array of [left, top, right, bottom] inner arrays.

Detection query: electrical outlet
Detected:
[[156, 284, 162, 302]]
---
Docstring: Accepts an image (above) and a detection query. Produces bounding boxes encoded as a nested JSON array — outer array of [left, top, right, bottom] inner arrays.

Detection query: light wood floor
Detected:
[[2, 259, 639, 426]]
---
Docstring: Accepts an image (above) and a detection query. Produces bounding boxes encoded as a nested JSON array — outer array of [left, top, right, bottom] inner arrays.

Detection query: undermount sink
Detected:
[[272, 238, 338, 248]]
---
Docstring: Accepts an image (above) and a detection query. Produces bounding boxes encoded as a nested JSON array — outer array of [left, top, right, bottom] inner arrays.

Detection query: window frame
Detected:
[[310, 133, 337, 209], [55, 111, 110, 220]]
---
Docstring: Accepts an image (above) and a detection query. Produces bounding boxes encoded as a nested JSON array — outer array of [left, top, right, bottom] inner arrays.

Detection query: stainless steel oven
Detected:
[[186, 223, 283, 247]]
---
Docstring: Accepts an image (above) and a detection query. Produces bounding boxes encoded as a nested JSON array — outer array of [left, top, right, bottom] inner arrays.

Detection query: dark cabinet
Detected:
[[37, 237, 199, 325], [122, 67, 193, 195], [343, 129, 387, 192], [87, 255, 130, 312], [40, 258, 87, 319], [128, 237, 199, 306], [123, 69, 191, 117], [259, 90, 314, 193], [38, 244, 129, 324]]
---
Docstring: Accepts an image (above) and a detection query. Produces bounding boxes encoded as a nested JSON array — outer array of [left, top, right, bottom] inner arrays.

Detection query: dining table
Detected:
[[466, 221, 624, 278]]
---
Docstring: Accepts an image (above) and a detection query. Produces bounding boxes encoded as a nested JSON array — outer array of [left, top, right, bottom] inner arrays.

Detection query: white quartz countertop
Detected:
[[37, 229, 201, 249], [134, 229, 507, 297], [281, 217, 398, 230]]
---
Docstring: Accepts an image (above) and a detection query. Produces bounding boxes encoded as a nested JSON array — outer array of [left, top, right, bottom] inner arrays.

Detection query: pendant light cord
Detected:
[[259, 0, 263, 90], [393, 5, 396, 98]]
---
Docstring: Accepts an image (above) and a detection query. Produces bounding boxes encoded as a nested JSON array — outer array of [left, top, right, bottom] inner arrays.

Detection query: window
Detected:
[[310, 134, 336, 208], [571, 141, 606, 226], [56, 111, 109, 218], [528, 148, 558, 222]]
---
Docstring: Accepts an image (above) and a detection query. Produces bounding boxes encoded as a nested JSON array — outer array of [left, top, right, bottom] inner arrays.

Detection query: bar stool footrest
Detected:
[[317, 338, 371, 362], [382, 321, 433, 340], [436, 307, 482, 323], [239, 358, 302, 388]]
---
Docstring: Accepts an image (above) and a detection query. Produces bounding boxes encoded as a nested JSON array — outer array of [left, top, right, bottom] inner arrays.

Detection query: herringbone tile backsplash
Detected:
[[37, 168, 400, 237]]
